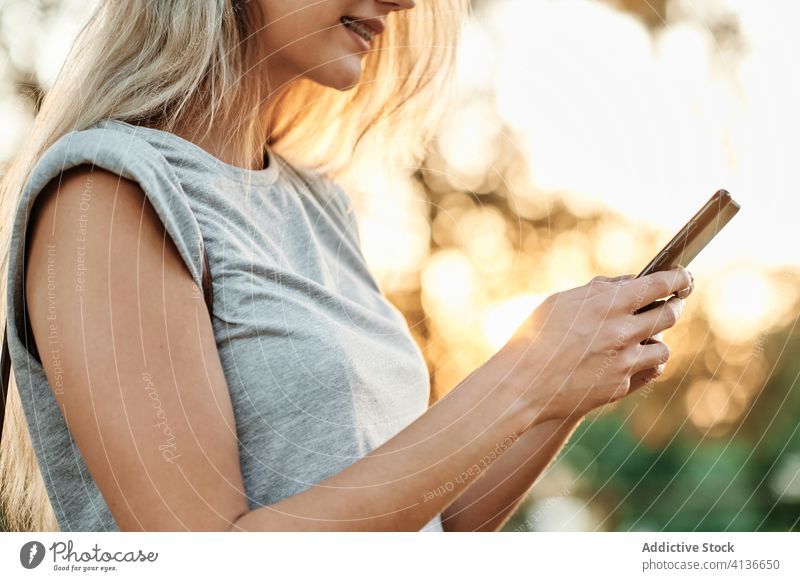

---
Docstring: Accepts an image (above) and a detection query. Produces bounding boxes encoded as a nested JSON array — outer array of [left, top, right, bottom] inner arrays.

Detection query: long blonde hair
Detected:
[[0, 0, 468, 532]]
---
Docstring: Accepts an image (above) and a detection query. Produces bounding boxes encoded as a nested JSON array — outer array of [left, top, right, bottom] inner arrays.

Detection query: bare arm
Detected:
[[440, 416, 582, 532], [438, 366, 673, 532]]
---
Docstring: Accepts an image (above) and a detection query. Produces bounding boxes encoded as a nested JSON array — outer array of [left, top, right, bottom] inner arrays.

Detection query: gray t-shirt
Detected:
[[6, 118, 443, 532]]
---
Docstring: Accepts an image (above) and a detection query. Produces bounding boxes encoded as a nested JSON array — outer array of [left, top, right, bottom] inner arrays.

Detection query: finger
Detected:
[[634, 298, 666, 315], [626, 339, 671, 375], [603, 274, 636, 283], [630, 296, 685, 342], [676, 270, 694, 299], [582, 274, 637, 301], [620, 267, 691, 313], [590, 274, 635, 284], [640, 331, 664, 346], [575, 276, 623, 300], [629, 365, 664, 392], [629, 335, 669, 387]]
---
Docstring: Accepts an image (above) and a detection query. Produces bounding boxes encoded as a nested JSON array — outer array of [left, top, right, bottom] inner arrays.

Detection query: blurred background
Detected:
[[1, 0, 798, 531]]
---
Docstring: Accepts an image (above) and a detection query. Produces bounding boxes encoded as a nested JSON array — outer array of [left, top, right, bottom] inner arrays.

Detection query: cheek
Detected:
[[251, 1, 361, 88], [261, 14, 343, 68], [257, 0, 339, 49]]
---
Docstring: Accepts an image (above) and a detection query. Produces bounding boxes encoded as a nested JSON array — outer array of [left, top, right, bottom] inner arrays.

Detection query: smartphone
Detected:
[[634, 189, 740, 314]]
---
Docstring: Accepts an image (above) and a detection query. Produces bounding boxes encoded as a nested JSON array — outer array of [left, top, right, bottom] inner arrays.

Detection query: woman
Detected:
[[0, 0, 692, 532]]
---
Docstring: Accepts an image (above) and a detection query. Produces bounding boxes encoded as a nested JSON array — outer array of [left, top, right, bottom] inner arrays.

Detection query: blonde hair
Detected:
[[0, 0, 469, 531]]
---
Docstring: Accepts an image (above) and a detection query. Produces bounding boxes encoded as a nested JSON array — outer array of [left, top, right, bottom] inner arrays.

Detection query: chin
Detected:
[[309, 61, 363, 91]]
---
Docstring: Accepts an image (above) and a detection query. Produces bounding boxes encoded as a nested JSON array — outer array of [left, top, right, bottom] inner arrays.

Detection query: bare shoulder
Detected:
[[24, 163, 197, 349], [27, 165, 160, 252], [25, 164, 195, 311]]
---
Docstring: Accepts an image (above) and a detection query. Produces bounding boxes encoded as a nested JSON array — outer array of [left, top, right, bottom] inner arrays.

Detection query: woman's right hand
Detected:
[[490, 267, 692, 426]]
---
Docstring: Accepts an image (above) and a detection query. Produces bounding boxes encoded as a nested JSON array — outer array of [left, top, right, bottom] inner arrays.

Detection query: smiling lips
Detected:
[[340, 16, 384, 44]]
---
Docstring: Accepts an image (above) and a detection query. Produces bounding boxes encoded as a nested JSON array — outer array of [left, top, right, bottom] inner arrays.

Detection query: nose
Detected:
[[379, 0, 416, 11]]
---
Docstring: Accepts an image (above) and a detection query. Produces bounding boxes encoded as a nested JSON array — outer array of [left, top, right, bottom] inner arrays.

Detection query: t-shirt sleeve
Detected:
[[5, 126, 207, 362]]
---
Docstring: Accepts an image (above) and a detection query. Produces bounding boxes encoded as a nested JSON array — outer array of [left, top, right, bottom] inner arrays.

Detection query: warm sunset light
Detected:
[[480, 293, 547, 351], [702, 268, 790, 341]]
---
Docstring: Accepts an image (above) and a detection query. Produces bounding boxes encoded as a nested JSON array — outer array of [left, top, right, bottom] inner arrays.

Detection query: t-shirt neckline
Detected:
[[95, 118, 281, 187]]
